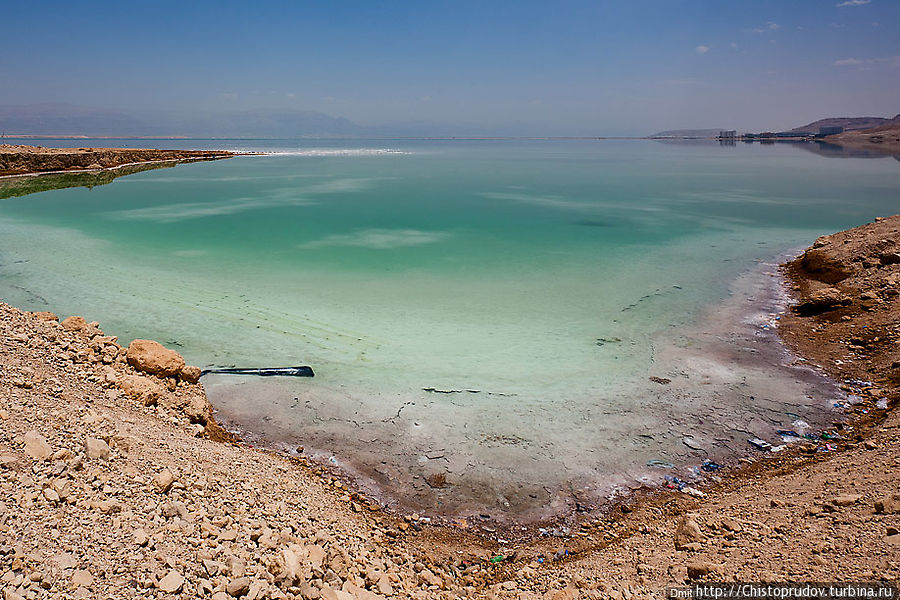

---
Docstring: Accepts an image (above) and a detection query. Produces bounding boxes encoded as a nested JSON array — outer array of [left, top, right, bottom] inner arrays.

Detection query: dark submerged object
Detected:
[[200, 366, 315, 378]]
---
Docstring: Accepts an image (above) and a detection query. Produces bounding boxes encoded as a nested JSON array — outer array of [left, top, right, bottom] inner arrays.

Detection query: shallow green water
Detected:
[[2, 139, 897, 519]]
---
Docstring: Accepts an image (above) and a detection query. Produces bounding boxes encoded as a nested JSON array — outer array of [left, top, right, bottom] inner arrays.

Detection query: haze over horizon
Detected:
[[3, 0, 899, 137]]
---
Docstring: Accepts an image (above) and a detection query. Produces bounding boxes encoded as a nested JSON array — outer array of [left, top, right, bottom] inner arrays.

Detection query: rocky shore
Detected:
[[0, 145, 234, 177], [2, 217, 900, 599]]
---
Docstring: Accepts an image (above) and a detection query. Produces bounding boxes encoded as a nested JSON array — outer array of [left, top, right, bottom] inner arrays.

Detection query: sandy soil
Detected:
[[0, 145, 234, 177], [2, 213, 899, 599]]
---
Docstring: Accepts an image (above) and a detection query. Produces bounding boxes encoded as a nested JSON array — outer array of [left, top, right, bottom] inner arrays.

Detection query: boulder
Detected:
[[126, 339, 185, 378], [793, 287, 852, 316]]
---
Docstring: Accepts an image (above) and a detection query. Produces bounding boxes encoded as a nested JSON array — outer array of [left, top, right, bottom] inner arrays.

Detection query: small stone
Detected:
[[376, 575, 393, 595], [305, 545, 326, 569], [875, 494, 900, 514], [157, 570, 185, 594], [60, 316, 88, 331], [52, 448, 73, 461], [118, 374, 164, 406], [832, 494, 862, 507], [793, 287, 852, 316], [134, 528, 149, 547], [31, 311, 58, 321], [674, 515, 705, 551], [84, 437, 110, 461], [181, 365, 202, 383], [71, 569, 93, 587], [53, 553, 77, 570], [417, 568, 442, 587], [22, 431, 52, 461], [185, 395, 211, 424], [298, 582, 319, 600], [153, 468, 175, 493], [687, 562, 716, 580], [226, 577, 251, 597], [43, 488, 60, 503]]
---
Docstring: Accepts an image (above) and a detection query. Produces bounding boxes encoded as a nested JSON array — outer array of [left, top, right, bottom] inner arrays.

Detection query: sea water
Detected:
[[1, 139, 897, 521]]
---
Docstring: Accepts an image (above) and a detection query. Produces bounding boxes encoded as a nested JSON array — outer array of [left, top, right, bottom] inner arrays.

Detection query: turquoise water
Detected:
[[1, 139, 898, 520]]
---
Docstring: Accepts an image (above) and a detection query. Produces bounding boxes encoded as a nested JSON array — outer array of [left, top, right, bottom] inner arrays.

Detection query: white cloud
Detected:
[[299, 229, 450, 250], [752, 22, 780, 33], [836, 0, 870, 6], [832, 55, 900, 67], [730, 42, 739, 49], [695, 45, 710, 54]]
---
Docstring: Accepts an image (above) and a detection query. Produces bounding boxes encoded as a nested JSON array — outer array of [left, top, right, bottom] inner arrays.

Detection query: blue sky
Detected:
[[2, 0, 898, 135]]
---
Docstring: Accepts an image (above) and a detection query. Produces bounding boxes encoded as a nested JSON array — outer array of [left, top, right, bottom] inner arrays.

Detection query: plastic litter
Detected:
[[553, 549, 569, 561], [200, 366, 314, 377], [490, 555, 505, 564], [877, 398, 889, 410], [700, 460, 722, 472], [748, 438, 772, 451], [681, 486, 705, 497]]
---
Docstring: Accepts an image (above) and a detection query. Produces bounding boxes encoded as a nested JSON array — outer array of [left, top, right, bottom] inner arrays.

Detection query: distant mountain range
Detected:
[[0, 103, 371, 138], [0, 103, 541, 138]]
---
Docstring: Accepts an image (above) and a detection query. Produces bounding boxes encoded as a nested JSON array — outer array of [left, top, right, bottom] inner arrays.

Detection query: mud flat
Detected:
[[1, 216, 900, 598]]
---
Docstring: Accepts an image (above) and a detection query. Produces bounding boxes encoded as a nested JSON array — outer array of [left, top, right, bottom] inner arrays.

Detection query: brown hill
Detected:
[[826, 124, 900, 153], [789, 113, 900, 134]]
